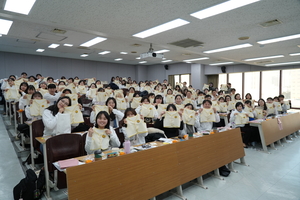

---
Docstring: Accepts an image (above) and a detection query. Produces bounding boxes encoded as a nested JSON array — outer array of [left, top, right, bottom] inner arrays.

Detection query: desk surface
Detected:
[[35, 132, 86, 144]]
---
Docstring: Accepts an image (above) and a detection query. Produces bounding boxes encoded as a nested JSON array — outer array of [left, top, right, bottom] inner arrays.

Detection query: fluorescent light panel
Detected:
[[0, 34, 2, 37], [139, 61, 147, 64], [4, 0, 36, 15], [183, 57, 209, 62], [80, 54, 88, 57], [80, 37, 107, 47], [257, 34, 300, 45], [204, 43, 252, 54], [266, 61, 300, 67], [162, 60, 172, 63], [48, 44, 60, 48], [99, 51, 110, 55], [0, 19, 13, 35], [191, 0, 260, 20], [120, 52, 128, 54], [244, 55, 284, 61], [115, 58, 123, 61], [154, 49, 170, 53], [290, 53, 300, 56], [63, 44, 73, 47], [210, 62, 234, 66], [133, 18, 190, 38], [136, 57, 141, 59], [36, 49, 44, 52]]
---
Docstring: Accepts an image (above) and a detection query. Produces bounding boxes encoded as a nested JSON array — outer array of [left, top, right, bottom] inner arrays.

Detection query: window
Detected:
[[228, 73, 243, 95], [261, 70, 279, 99], [218, 74, 227, 88], [244, 72, 260, 101], [181, 74, 190, 86], [174, 75, 180, 86], [282, 69, 300, 107]]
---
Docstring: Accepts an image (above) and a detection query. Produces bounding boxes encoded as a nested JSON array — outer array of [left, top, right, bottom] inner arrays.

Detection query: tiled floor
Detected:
[[1, 107, 300, 200]]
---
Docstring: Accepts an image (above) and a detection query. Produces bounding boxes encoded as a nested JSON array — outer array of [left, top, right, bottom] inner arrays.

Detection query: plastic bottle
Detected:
[[124, 140, 131, 154]]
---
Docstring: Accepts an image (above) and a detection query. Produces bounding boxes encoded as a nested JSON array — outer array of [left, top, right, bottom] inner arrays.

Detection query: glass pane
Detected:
[[282, 69, 300, 107], [228, 73, 243, 95], [218, 74, 227, 87], [262, 70, 279, 100], [244, 72, 260, 101], [181, 74, 190, 86], [174, 75, 180, 86]]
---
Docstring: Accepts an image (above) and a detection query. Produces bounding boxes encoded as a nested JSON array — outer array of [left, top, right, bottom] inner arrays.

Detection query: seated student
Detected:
[[265, 97, 278, 117], [244, 100, 254, 115], [218, 90, 224, 97], [19, 82, 29, 96], [90, 97, 124, 128], [278, 94, 289, 113], [230, 102, 254, 148], [183, 91, 196, 108], [211, 89, 218, 101], [174, 94, 184, 106], [19, 85, 36, 110], [121, 108, 148, 146], [234, 93, 242, 101], [95, 80, 103, 88], [254, 99, 268, 119], [230, 88, 236, 100], [198, 100, 220, 131], [43, 84, 64, 106], [180, 103, 200, 137], [2, 77, 20, 102], [46, 77, 56, 85], [154, 104, 183, 138], [164, 89, 175, 104], [135, 96, 158, 123], [274, 96, 286, 114], [86, 83, 98, 100], [76, 80, 87, 96], [37, 81, 48, 96], [92, 88, 107, 105], [148, 93, 155, 104], [85, 111, 120, 154], [27, 76, 39, 89]]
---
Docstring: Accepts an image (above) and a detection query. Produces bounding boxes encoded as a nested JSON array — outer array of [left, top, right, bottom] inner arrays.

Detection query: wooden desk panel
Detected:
[[67, 144, 181, 200]]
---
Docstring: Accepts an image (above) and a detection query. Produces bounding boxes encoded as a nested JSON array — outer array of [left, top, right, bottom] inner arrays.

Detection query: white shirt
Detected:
[[43, 92, 62, 106], [198, 112, 220, 131], [90, 109, 124, 128], [180, 114, 201, 136], [230, 109, 254, 128], [85, 126, 120, 154], [121, 127, 148, 146], [25, 105, 42, 121]]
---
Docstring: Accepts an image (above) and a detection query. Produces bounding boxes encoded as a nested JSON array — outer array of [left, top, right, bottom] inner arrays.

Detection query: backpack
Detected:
[[108, 83, 119, 90], [13, 169, 46, 200]]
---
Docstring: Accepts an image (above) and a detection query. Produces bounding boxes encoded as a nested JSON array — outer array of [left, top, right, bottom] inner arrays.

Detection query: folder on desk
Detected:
[[58, 158, 79, 169]]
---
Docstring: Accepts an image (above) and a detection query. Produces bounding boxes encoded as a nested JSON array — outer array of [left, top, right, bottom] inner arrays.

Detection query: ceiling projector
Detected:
[[140, 43, 164, 59]]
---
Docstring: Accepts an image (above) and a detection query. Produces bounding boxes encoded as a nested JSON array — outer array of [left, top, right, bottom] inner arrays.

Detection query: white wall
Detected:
[[135, 65, 148, 82], [191, 64, 207, 89], [0, 52, 136, 82], [146, 64, 167, 82], [205, 64, 300, 75]]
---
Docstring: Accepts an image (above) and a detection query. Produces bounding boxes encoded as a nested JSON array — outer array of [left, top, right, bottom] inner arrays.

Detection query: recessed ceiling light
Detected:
[[244, 55, 284, 61], [136, 57, 141, 59], [80, 54, 88, 57], [183, 57, 209, 62], [115, 58, 123, 61], [4, 0, 36, 15], [48, 44, 60, 48], [0, 19, 13, 35], [139, 61, 147, 64], [190, 0, 260, 20], [209, 62, 234, 66], [162, 58, 166, 60], [99, 51, 111, 55], [36, 49, 44, 52], [80, 37, 107, 47], [185, 62, 192, 64], [257, 33, 300, 45], [133, 18, 190, 38], [120, 52, 128, 54], [154, 49, 170, 53], [63, 44, 73, 47], [203, 43, 252, 54], [265, 61, 300, 67], [162, 60, 172, 63], [289, 53, 300, 56]]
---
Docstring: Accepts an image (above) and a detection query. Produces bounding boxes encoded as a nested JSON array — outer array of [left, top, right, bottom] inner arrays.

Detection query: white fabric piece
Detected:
[[163, 111, 181, 128]]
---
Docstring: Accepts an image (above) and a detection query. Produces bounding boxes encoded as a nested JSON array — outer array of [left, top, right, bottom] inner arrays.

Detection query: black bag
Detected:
[[140, 90, 148, 97], [13, 169, 46, 200], [108, 83, 119, 90], [219, 165, 231, 177]]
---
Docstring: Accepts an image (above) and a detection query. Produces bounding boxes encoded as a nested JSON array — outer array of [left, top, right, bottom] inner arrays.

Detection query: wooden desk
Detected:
[[66, 129, 245, 200], [249, 113, 300, 153]]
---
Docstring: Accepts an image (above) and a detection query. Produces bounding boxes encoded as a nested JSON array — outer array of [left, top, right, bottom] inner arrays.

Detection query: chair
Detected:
[[81, 132, 88, 155], [83, 117, 94, 128], [114, 128, 124, 148], [80, 95, 92, 107], [32, 120, 45, 152], [46, 134, 83, 189], [82, 107, 92, 117]]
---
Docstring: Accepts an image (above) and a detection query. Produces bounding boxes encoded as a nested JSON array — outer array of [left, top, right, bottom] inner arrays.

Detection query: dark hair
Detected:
[[225, 95, 231, 102], [175, 85, 181, 90], [278, 94, 285, 98], [166, 104, 177, 111], [90, 83, 97, 88], [94, 111, 110, 129], [36, 74, 42, 77], [167, 89, 173, 94], [123, 108, 137, 120], [74, 76, 79, 79], [47, 77, 54, 81], [106, 97, 117, 121], [235, 102, 244, 109], [47, 96, 72, 116], [58, 81, 66, 85], [63, 89, 72, 94], [97, 88, 105, 92], [218, 97, 225, 101], [8, 77, 15, 82], [148, 93, 155, 98], [258, 98, 267, 110], [78, 80, 85, 85], [68, 78, 74, 82], [21, 72, 27, 76], [234, 93, 241, 100], [31, 92, 43, 99], [154, 95, 164, 104], [245, 93, 252, 100], [267, 97, 273, 101], [184, 103, 194, 110], [175, 94, 183, 100], [27, 85, 36, 92], [9, 75, 16, 80], [245, 100, 252, 106], [19, 82, 29, 93], [61, 76, 66, 79], [205, 95, 211, 99], [39, 81, 47, 89], [28, 76, 37, 81], [218, 91, 224, 95], [274, 96, 279, 101], [48, 84, 56, 89], [231, 88, 236, 92], [202, 100, 212, 105], [141, 96, 150, 103], [110, 77, 115, 82]]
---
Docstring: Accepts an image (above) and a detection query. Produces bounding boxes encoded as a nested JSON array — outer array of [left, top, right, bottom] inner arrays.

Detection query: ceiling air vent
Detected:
[[16, 39, 36, 44], [52, 28, 67, 34], [255, 60, 273, 64], [170, 39, 204, 48], [259, 19, 282, 27], [36, 32, 67, 41]]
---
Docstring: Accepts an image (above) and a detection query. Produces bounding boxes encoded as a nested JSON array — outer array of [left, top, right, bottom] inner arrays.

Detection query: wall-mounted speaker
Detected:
[[164, 65, 169, 70], [221, 66, 226, 73]]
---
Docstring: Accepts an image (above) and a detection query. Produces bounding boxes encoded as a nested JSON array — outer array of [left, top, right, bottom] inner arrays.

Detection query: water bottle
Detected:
[[124, 140, 131, 154], [94, 150, 102, 161]]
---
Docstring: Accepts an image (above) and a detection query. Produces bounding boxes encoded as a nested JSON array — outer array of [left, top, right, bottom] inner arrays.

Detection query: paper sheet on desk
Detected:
[[158, 138, 173, 144], [134, 145, 158, 151], [53, 160, 84, 172]]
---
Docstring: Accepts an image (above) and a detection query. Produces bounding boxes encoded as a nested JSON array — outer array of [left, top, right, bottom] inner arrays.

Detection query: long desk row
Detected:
[[249, 112, 300, 153], [66, 129, 246, 200]]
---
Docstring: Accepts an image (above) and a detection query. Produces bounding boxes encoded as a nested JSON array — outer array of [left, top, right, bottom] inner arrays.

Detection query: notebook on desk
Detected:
[[58, 158, 79, 169]]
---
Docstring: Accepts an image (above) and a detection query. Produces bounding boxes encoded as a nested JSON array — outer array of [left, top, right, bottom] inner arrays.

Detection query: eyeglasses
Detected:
[[60, 99, 69, 106]]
